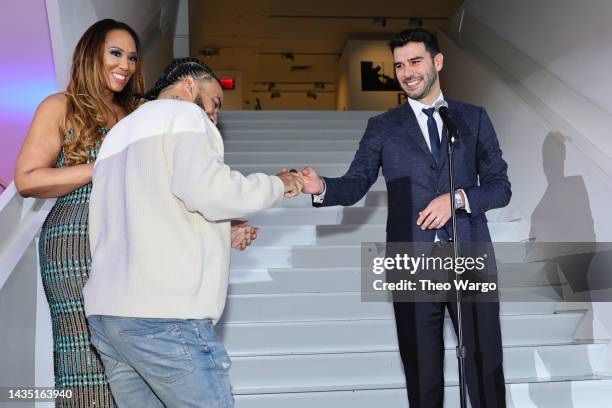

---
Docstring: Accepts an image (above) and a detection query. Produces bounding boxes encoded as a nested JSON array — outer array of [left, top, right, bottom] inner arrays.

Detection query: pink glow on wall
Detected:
[[0, 0, 58, 191]]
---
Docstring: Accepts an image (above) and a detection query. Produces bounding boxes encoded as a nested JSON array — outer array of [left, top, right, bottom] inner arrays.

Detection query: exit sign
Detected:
[[219, 77, 235, 90]]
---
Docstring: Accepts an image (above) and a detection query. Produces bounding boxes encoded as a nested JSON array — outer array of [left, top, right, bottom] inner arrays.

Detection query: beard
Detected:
[[401, 65, 437, 102], [194, 94, 205, 110]]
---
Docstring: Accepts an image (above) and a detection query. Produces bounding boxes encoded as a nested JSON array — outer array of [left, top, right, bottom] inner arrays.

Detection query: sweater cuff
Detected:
[[272, 175, 285, 199]]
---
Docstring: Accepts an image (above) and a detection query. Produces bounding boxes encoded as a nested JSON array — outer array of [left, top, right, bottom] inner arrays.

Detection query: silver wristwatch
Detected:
[[454, 190, 464, 209]]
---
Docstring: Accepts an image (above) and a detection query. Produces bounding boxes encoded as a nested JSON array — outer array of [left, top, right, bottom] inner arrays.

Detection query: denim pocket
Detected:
[[119, 321, 195, 383], [195, 321, 232, 371]]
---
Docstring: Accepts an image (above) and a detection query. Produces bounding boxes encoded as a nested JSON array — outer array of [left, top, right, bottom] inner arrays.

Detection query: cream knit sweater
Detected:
[[83, 100, 284, 322]]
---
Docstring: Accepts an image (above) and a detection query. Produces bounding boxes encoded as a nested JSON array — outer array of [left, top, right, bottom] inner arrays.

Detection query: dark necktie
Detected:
[[422, 107, 442, 165], [422, 107, 450, 241]]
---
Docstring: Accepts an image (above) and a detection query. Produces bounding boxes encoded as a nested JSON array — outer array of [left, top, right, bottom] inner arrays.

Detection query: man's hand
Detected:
[[231, 220, 258, 251], [277, 169, 303, 197], [417, 193, 452, 230], [299, 166, 325, 195]]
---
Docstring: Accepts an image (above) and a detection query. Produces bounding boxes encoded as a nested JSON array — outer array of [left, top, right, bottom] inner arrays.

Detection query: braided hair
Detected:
[[143, 57, 219, 100]]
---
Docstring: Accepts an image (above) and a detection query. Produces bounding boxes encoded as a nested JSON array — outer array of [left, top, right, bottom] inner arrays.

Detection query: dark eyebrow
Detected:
[[394, 56, 424, 65]]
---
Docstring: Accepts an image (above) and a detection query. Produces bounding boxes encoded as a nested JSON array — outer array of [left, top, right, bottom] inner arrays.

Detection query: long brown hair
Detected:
[[61, 19, 145, 165]]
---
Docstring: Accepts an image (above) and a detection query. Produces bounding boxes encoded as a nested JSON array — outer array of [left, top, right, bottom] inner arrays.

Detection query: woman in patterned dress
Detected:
[[14, 19, 145, 407]]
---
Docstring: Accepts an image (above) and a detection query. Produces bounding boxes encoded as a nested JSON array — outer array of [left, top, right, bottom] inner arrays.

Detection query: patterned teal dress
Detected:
[[38, 128, 116, 407]]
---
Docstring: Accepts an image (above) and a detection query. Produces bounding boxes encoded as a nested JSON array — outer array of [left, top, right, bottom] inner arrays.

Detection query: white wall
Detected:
[[463, 0, 612, 116], [456, 1, 612, 177], [440, 30, 611, 240], [173, 0, 190, 58]]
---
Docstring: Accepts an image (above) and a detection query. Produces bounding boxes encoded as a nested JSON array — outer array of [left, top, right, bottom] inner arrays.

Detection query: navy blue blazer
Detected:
[[316, 99, 511, 243]]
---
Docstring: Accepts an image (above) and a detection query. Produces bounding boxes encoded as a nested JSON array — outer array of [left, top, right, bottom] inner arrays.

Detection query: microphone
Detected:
[[434, 99, 459, 141]]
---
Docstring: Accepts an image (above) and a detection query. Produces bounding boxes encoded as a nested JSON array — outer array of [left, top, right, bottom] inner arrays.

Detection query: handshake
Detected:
[[276, 166, 324, 198], [231, 166, 323, 252]]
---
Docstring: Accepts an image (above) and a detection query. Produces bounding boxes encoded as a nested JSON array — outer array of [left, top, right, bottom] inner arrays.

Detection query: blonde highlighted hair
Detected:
[[61, 19, 145, 165]]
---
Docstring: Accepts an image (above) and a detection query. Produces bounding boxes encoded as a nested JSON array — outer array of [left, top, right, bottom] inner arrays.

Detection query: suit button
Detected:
[[430, 164, 437, 170]]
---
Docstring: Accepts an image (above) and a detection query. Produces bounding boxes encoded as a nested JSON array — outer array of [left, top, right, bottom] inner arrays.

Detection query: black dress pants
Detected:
[[392, 297, 506, 408]]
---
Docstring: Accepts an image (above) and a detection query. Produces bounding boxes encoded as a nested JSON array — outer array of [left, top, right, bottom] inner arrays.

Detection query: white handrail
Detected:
[[0, 182, 54, 291]]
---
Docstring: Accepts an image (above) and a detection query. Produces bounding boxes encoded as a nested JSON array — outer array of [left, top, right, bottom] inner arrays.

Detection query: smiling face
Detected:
[[393, 41, 443, 105], [101, 29, 138, 93]]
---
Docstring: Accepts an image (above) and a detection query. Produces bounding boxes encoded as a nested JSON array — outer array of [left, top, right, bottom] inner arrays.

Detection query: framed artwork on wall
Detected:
[[360, 61, 402, 91]]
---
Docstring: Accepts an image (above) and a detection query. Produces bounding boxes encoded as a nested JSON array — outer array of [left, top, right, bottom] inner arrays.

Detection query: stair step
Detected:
[[224, 140, 359, 152], [225, 151, 356, 164], [249, 206, 512, 225], [247, 222, 518, 246], [271, 189, 388, 208], [219, 120, 367, 132], [218, 314, 586, 355], [228, 344, 604, 394], [231, 164, 354, 177], [219, 110, 381, 121], [221, 130, 363, 143], [222, 130, 363, 141], [247, 206, 387, 225], [222, 292, 559, 323], [228, 261, 563, 295], [233, 378, 612, 408], [233, 243, 513, 269]]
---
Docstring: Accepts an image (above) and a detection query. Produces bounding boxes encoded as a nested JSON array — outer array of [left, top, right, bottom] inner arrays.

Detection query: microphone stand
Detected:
[[446, 126, 468, 408]]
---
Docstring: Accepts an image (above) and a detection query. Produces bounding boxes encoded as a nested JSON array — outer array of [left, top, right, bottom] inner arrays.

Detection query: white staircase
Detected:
[[218, 111, 612, 408]]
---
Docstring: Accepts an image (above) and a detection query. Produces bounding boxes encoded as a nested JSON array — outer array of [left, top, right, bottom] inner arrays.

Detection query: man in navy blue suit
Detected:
[[300, 28, 510, 407]]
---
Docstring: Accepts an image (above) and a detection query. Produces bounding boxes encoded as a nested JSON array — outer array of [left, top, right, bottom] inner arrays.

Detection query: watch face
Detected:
[[455, 192, 463, 208]]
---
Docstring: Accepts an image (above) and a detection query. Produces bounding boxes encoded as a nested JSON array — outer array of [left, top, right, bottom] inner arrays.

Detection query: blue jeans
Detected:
[[88, 316, 234, 408]]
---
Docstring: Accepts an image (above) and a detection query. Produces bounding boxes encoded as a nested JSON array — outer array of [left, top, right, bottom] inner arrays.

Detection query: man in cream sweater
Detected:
[[84, 59, 301, 407]]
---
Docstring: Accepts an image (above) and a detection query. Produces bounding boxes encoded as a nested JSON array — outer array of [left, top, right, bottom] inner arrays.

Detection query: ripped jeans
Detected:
[[88, 316, 234, 408]]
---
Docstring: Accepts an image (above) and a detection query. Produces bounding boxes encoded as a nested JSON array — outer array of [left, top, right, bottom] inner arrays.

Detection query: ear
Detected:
[[434, 53, 444, 72], [183, 76, 197, 99]]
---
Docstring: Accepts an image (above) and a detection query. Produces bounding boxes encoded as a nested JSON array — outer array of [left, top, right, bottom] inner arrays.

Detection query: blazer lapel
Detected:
[[439, 126, 449, 168], [399, 102, 432, 158]]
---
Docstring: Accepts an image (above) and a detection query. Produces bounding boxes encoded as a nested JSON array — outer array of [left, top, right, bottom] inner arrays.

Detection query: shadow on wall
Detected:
[[529, 131, 595, 243], [518, 131, 595, 407], [529, 131, 597, 299]]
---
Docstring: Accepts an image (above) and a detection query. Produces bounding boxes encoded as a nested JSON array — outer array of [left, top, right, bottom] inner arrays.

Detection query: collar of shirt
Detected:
[[407, 91, 445, 119], [406, 91, 445, 150]]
